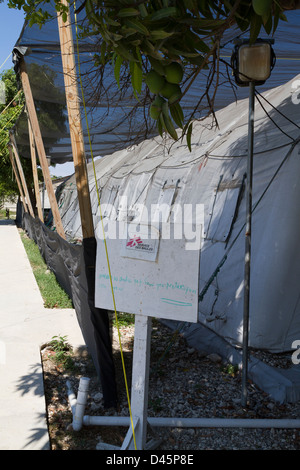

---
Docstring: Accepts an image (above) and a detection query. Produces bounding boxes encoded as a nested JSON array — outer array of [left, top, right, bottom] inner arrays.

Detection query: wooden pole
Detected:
[[18, 57, 66, 239], [9, 133, 35, 218], [28, 117, 44, 222], [57, 2, 94, 239], [8, 144, 28, 213]]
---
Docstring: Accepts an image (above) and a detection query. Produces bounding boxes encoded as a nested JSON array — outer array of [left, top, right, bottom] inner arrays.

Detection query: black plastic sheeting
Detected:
[[20, 210, 118, 409], [10, 4, 300, 163]]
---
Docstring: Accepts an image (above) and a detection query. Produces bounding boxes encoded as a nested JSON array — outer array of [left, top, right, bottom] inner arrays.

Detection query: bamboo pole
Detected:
[[8, 144, 27, 213], [57, 2, 94, 239], [28, 117, 44, 222], [18, 57, 66, 239], [9, 133, 35, 218]]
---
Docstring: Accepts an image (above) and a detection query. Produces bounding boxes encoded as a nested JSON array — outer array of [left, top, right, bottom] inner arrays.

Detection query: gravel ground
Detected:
[[41, 318, 300, 451]]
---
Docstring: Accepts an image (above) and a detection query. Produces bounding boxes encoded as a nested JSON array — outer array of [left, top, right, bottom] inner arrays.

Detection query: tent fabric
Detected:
[[10, 6, 300, 163], [21, 211, 118, 408], [57, 74, 300, 353]]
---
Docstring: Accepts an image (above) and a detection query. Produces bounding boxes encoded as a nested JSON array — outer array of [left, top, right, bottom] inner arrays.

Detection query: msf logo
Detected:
[[126, 235, 143, 248]]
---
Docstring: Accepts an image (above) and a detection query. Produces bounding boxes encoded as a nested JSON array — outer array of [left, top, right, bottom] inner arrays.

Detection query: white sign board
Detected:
[[94, 220, 201, 323]]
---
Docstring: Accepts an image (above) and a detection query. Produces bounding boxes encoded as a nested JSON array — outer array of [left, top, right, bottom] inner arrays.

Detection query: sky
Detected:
[[0, 2, 25, 72], [0, 2, 75, 177]]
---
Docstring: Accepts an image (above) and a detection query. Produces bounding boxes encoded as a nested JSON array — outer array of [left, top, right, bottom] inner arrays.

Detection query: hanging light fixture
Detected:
[[231, 38, 275, 407], [231, 38, 276, 86]]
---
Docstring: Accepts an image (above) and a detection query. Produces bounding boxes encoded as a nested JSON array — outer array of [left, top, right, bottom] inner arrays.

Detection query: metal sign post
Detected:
[[120, 315, 152, 450], [241, 81, 255, 407]]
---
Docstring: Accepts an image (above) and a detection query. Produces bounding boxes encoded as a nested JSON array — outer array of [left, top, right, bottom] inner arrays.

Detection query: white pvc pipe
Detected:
[[83, 415, 300, 429], [147, 417, 300, 429], [83, 415, 130, 427], [66, 379, 77, 416], [66, 380, 300, 431], [72, 377, 90, 431]]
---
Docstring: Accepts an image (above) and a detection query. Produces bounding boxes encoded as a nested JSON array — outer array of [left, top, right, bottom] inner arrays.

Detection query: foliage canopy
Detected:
[[5, 0, 296, 146], [0, 68, 25, 207]]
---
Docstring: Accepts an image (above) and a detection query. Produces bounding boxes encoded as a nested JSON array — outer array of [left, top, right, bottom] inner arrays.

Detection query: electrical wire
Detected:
[[73, 4, 137, 450]]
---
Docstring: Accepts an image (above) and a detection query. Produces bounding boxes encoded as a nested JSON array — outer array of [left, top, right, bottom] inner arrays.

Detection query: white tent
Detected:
[[57, 74, 300, 355]]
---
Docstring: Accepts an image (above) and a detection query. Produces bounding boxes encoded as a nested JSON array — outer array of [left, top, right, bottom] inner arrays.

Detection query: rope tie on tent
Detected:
[[73, 5, 137, 450], [0, 89, 22, 118], [0, 106, 23, 147]]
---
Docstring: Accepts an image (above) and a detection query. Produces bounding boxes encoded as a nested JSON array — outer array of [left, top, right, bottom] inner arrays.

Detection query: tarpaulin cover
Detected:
[[10, 5, 300, 163], [57, 74, 300, 353]]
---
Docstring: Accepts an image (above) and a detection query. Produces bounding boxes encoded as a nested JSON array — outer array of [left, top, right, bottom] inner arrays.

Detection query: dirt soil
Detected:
[[41, 320, 300, 451]]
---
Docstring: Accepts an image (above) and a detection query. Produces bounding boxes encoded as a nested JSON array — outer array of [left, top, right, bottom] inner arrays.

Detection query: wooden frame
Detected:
[[9, 133, 34, 218], [28, 118, 44, 222], [18, 57, 66, 239], [8, 144, 28, 213], [57, 2, 94, 240]]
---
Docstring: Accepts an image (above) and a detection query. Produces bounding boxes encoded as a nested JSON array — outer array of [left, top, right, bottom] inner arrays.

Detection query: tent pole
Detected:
[[8, 144, 28, 213], [241, 81, 255, 407], [9, 133, 35, 218], [28, 117, 44, 222], [18, 57, 66, 239], [57, 2, 94, 239]]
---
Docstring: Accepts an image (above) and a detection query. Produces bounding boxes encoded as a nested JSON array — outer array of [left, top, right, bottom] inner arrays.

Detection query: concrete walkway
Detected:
[[0, 219, 85, 450]]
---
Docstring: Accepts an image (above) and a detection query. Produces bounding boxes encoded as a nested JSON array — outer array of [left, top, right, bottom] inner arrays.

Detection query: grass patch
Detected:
[[0, 209, 16, 220], [113, 312, 135, 327], [19, 229, 73, 309]]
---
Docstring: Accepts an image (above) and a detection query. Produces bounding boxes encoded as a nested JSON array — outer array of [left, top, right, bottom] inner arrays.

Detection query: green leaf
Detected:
[[150, 7, 179, 21], [117, 8, 140, 17], [161, 101, 178, 140], [186, 122, 193, 152], [170, 102, 184, 128], [148, 56, 166, 76], [167, 46, 202, 58], [235, 15, 250, 32], [279, 12, 288, 22], [138, 3, 148, 18], [262, 12, 272, 35], [272, 2, 281, 34], [130, 61, 142, 98], [142, 39, 164, 60], [252, 0, 272, 17], [157, 116, 163, 136], [106, 17, 121, 27], [183, 0, 198, 12], [249, 12, 262, 43], [115, 43, 137, 62], [100, 41, 107, 64], [124, 18, 149, 35], [150, 30, 175, 40]]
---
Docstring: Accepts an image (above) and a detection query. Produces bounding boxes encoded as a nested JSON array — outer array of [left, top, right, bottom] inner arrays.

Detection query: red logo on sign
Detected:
[[127, 235, 143, 247]]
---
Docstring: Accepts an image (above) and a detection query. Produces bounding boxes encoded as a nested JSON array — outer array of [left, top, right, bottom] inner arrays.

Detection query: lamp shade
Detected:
[[231, 39, 275, 86]]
